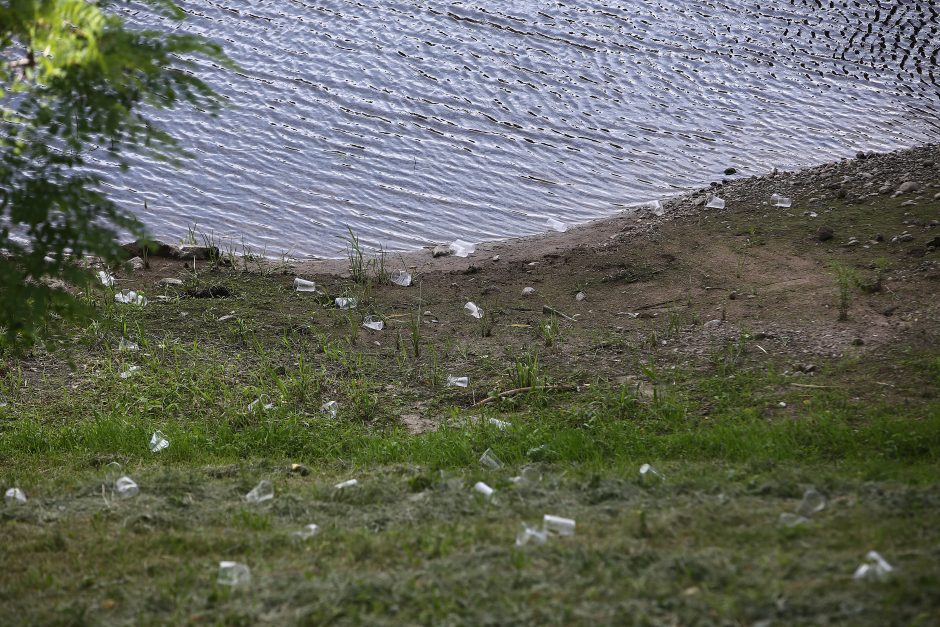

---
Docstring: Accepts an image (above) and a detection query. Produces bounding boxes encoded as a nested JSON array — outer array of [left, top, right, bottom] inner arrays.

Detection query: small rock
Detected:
[[575, 291, 586, 301], [926, 236, 940, 249], [703, 319, 722, 330], [522, 286, 536, 296], [795, 363, 817, 373], [898, 181, 920, 193], [874, 233, 884, 242], [878, 185, 893, 195], [898, 233, 914, 242], [836, 188, 847, 199], [724, 167, 737, 175], [432, 245, 451, 258], [128, 256, 145, 271], [852, 338, 864, 346], [900, 200, 917, 207], [290, 463, 310, 476], [855, 151, 867, 160], [175, 245, 219, 261], [816, 226, 834, 241], [933, 192, 940, 201]]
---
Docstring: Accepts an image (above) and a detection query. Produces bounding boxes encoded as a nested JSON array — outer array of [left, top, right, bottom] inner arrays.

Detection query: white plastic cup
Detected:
[[543, 514, 576, 536]]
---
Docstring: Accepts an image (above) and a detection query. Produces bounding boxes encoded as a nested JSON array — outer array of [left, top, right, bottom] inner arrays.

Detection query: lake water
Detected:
[[101, 0, 940, 257]]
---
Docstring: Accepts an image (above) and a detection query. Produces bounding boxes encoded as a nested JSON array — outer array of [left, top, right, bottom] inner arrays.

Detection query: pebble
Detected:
[[432, 245, 451, 258], [522, 287, 536, 296], [933, 192, 940, 201], [724, 167, 737, 175], [900, 200, 917, 207], [898, 181, 920, 193], [575, 291, 586, 301], [129, 256, 145, 271]]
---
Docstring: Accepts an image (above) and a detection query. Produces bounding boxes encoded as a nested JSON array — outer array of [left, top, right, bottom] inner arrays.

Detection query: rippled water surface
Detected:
[[104, 0, 940, 257]]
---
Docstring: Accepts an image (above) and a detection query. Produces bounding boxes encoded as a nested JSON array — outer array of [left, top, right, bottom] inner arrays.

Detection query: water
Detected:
[[102, 0, 940, 257]]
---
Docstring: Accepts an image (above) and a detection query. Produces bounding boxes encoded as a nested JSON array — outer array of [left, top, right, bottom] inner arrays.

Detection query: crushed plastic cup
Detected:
[[575, 291, 587, 301], [217, 561, 251, 587], [777, 512, 809, 528], [105, 461, 123, 481], [516, 523, 548, 546], [391, 270, 412, 287], [335, 479, 358, 490], [796, 488, 827, 518], [293, 523, 320, 540], [464, 302, 484, 319], [362, 315, 384, 331], [245, 480, 274, 503], [119, 338, 139, 352], [114, 476, 139, 499], [487, 417, 511, 430], [771, 194, 792, 208], [447, 375, 469, 388], [248, 398, 274, 412], [149, 431, 170, 453], [639, 463, 664, 482], [120, 365, 140, 379], [521, 287, 536, 296], [705, 196, 726, 210], [449, 239, 476, 257], [115, 289, 147, 305], [473, 481, 495, 502], [479, 448, 503, 469], [546, 217, 567, 233], [543, 514, 576, 536], [335, 297, 357, 310], [518, 465, 542, 483], [293, 277, 318, 292], [98, 271, 115, 287], [853, 550, 894, 581], [321, 400, 339, 418], [4, 487, 27, 504]]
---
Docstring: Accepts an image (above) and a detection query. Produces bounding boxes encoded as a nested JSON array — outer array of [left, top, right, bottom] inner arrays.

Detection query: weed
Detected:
[[539, 315, 560, 347], [831, 262, 860, 321], [346, 226, 368, 283], [512, 351, 541, 389]]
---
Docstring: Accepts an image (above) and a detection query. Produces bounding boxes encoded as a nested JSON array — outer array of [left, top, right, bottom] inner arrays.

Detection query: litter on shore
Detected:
[[293, 277, 318, 292], [149, 431, 170, 453], [245, 480, 274, 503]]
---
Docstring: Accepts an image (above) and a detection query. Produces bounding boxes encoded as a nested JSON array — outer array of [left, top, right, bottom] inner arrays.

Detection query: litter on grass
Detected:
[[362, 315, 384, 331], [4, 487, 27, 504], [449, 240, 475, 257], [120, 365, 140, 379], [487, 417, 511, 430], [543, 514, 576, 536], [511, 465, 542, 484], [118, 338, 139, 352], [705, 196, 726, 209], [335, 297, 357, 310], [149, 431, 170, 453], [248, 398, 274, 412], [335, 479, 358, 490], [473, 481, 495, 502], [639, 463, 664, 482], [447, 375, 469, 388], [770, 193, 793, 208], [853, 551, 894, 581], [391, 271, 412, 287], [516, 523, 549, 546], [114, 476, 139, 499], [293, 524, 320, 540], [98, 271, 114, 287], [321, 400, 339, 418], [293, 278, 318, 292], [479, 448, 503, 469], [245, 480, 274, 503], [115, 290, 147, 305], [464, 302, 483, 319], [575, 291, 587, 301], [217, 562, 251, 587], [796, 488, 827, 517]]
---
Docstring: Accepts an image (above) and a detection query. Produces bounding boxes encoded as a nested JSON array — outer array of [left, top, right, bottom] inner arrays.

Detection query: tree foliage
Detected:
[[0, 0, 228, 347]]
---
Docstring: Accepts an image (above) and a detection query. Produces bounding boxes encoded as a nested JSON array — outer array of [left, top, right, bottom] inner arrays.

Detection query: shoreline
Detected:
[[289, 142, 940, 277]]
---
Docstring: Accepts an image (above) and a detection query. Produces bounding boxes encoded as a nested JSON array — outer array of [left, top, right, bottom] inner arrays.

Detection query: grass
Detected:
[[2, 181, 940, 623]]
